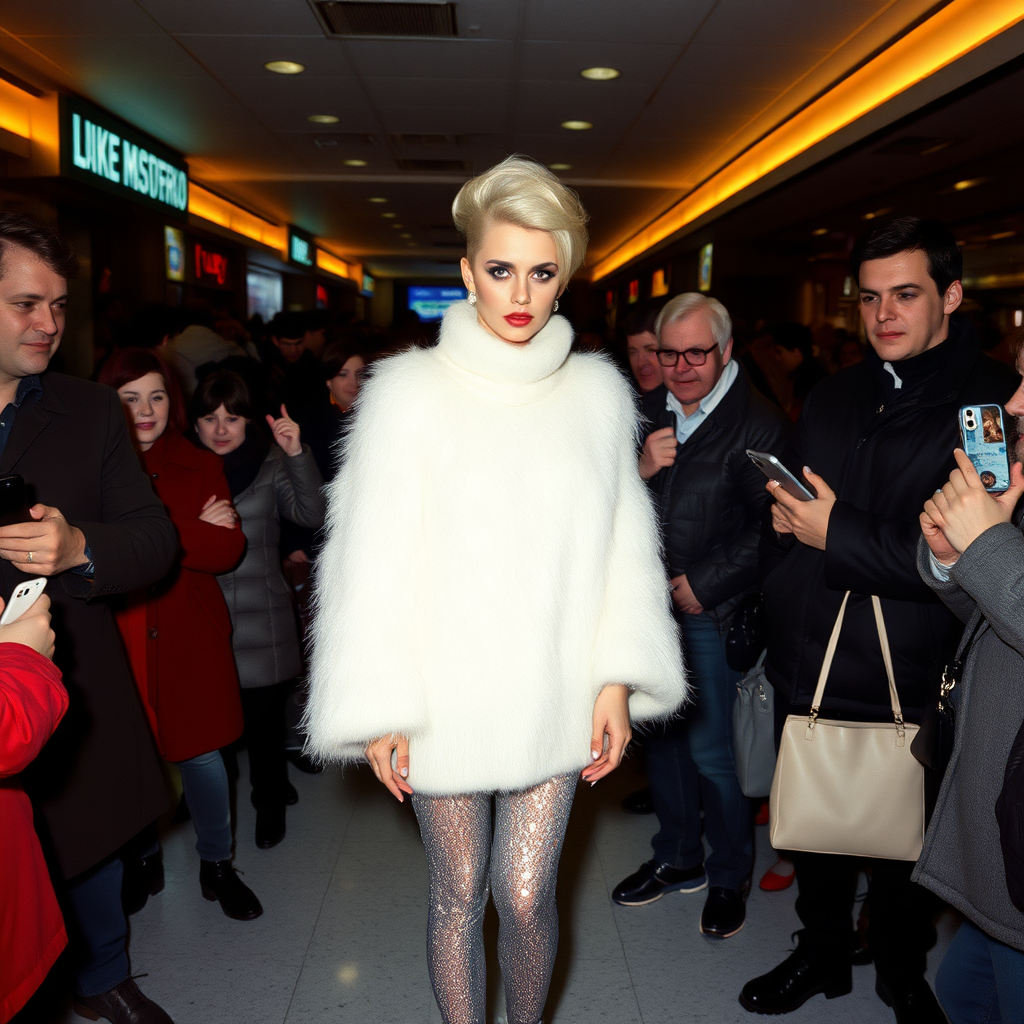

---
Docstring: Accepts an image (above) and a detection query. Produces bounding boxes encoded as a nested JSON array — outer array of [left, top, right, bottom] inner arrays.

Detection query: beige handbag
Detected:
[[769, 592, 925, 861]]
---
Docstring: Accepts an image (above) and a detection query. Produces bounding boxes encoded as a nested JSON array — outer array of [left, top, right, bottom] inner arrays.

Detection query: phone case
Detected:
[[959, 405, 1010, 493], [0, 577, 46, 626]]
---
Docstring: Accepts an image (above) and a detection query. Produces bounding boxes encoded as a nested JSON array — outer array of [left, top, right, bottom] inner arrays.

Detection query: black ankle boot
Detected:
[[740, 947, 851, 1014], [121, 851, 164, 915], [199, 860, 263, 920], [255, 804, 286, 848], [875, 972, 945, 1024]]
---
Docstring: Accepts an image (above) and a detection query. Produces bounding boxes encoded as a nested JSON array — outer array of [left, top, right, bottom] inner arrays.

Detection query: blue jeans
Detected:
[[67, 856, 128, 997], [646, 612, 753, 890], [140, 749, 232, 863], [936, 919, 1024, 1024]]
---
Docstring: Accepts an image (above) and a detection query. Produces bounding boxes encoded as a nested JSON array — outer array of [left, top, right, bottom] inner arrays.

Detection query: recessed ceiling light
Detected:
[[989, 230, 1016, 240], [381, 212, 396, 218], [391, 223, 404, 229], [400, 233, 412, 239], [308, 114, 339, 124], [548, 163, 572, 171], [812, 228, 828, 236], [344, 159, 368, 167], [368, 197, 388, 203], [561, 120, 593, 131], [580, 67, 620, 81], [862, 207, 893, 220], [953, 177, 988, 191], [264, 60, 305, 75]]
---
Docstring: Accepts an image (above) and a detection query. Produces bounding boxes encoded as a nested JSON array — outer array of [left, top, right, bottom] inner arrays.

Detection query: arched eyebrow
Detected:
[[483, 259, 559, 272]]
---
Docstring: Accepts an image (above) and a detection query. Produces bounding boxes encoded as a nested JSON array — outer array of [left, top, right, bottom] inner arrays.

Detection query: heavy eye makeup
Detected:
[[484, 260, 558, 282]]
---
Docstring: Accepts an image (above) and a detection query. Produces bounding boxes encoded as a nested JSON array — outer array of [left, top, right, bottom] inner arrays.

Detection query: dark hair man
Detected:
[[268, 310, 323, 421], [0, 214, 177, 1024], [740, 217, 1016, 1021], [612, 293, 790, 938], [621, 300, 666, 393]]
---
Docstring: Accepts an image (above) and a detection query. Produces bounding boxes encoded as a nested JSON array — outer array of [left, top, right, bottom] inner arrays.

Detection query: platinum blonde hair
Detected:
[[452, 156, 589, 282], [655, 292, 732, 352]]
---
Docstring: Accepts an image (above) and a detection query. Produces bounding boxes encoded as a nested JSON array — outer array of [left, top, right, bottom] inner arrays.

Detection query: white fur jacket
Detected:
[[304, 300, 686, 795]]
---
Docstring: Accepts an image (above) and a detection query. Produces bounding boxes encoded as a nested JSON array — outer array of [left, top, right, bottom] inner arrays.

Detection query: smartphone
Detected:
[[746, 449, 816, 501], [0, 474, 31, 527], [959, 405, 1010, 493], [0, 577, 46, 626]]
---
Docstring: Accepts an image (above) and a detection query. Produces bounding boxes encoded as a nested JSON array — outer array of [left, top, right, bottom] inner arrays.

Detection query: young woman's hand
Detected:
[[0, 593, 55, 660], [266, 404, 302, 457], [365, 733, 414, 802], [582, 684, 632, 785], [198, 495, 238, 529]]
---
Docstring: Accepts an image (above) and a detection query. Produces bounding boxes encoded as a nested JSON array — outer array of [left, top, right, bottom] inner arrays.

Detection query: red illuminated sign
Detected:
[[194, 242, 230, 287]]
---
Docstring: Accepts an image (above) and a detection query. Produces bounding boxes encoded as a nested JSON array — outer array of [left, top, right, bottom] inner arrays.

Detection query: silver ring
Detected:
[[26, 551, 33, 563]]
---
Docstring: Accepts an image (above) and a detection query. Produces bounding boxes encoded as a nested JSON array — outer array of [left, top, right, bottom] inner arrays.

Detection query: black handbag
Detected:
[[996, 713, 1024, 914], [911, 617, 984, 773], [725, 593, 766, 673]]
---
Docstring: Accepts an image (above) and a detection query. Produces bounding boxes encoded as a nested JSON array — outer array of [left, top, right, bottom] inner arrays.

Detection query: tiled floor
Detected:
[[29, 755, 954, 1024]]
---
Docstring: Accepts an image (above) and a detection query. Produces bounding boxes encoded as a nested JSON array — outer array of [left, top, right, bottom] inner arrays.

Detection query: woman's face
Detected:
[[196, 403, 247, 456], [117, 372, 169, 451], [327, 354, 365, 411], [460, 221, 562, 346]]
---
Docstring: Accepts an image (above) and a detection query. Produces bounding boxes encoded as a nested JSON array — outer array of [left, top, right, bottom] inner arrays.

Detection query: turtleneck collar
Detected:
[[433, 300, 573, 404]]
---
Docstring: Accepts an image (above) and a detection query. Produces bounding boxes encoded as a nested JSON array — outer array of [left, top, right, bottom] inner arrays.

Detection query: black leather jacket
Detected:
[[641, 364, 792, 628]]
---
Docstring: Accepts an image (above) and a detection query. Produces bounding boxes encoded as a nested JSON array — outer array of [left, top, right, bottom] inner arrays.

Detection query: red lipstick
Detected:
[[504, 313, 533, 328]]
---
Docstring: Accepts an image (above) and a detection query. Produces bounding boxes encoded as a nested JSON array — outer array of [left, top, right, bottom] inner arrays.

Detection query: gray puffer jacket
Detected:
[[218, 445, 325, 687], [914, 523, 1024, 952]]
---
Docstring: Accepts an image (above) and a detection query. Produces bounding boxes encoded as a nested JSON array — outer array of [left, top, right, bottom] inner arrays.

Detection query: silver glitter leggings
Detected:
[[411, 773, 577, 1024]]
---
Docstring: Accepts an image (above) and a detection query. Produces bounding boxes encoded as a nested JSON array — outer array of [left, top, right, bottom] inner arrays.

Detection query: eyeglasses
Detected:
[[655, 343, 719, 367]]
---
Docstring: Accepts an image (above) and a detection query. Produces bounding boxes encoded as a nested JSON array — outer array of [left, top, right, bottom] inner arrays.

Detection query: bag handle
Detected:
[[807, 592, 906, 745]]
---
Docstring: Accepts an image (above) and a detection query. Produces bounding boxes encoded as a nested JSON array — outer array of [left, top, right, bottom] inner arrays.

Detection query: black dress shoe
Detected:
[[287, 749, 324, 774], [255, 805, 286, 849], [739, 949, 852, 1014], [875, 973, 946, 1024], [199, 859, 263, 920], [612, 860, 707, 906], [700, 886, 746, 938], [73, 978, 175, 1024], [121, 852, 164, 916], [621, 786, 654, 814], [285, 781, 299, 806]]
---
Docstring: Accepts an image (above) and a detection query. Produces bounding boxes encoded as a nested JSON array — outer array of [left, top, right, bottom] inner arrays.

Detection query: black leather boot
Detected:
[[875, 972, 946, 1024], [740, 946, 852, 1014], [74, 978, 175, 1024], [254, 804, 286, 848], [199, 860, 263, 920], [121, 851, 164, 916]]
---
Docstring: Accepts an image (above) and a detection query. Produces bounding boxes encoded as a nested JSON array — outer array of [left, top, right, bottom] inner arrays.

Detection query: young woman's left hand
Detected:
[[582, 683, 632, 785], [198, 494, 238, 529], [266, 404, 302, 457]]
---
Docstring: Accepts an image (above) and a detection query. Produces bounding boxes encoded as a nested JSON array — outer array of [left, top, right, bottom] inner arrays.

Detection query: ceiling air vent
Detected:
[[397, 158, 467, 172], [315, 2, 457, 38]]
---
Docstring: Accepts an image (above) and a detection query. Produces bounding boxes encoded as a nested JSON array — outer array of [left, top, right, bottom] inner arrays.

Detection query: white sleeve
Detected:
[[303, 361, 428, 762]]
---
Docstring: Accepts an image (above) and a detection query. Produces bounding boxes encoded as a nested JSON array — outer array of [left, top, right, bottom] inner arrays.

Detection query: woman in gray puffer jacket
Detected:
[[192, 371, 325, 850]]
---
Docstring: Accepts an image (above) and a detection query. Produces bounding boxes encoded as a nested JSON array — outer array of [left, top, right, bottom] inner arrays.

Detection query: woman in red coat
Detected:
[[0, 594, 65, 1024], [100, 349, 261, 921]]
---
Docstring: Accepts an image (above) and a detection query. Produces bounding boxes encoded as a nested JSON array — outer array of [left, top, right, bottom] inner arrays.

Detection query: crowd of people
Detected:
[[1, 155, 1022, 1024]]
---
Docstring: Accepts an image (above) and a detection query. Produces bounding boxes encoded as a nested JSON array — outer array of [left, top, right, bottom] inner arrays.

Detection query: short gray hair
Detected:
[[655, 293, 732, 352]]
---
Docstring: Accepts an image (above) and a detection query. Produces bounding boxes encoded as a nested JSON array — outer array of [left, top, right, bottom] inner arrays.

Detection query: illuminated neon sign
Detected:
[[288, 227, 315, 267], [60, 96, 188, 215]]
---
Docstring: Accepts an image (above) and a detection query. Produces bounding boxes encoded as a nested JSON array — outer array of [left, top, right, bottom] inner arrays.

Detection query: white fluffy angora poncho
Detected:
[[304, 300, 686, 794]]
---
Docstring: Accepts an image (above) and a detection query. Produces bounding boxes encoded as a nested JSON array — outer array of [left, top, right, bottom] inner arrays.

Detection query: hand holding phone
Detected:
[[959, 405, 1011, 493], [0, 578, 47, 626], [0, 587, 54, 660], [746, 450, 816, 501]]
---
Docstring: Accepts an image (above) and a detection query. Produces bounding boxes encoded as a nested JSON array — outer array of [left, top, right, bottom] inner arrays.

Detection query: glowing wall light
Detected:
[[591, 0, 1024, 281], [188, 183, 287, 256], [0, 79, 59, 171], [316, 248, 351, 279]]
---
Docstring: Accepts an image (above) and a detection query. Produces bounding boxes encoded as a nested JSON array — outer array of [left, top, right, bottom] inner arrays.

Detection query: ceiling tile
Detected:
[[523, 0, 717, 44], [215, 74, 364, 110], [379, 107, 498, 135], [1, 0, 161, 36], [138, 0, 322, 35], [255, 106, 381, 134], [361, 77, 501, 110], [174, 34, 351, 79], [696, 0, 887, 50], [345, 39, 515, 79], [518, 40, 682, 84]]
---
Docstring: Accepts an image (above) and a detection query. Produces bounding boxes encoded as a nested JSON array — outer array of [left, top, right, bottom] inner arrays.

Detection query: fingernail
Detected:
[[400, 767, 408, 777], [590, 780, 597, 788], [591, 750, 600, 760], [803, 466, 812, 474]]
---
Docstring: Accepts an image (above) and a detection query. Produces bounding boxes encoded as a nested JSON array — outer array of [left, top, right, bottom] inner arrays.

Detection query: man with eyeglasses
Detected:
[[613, 292, 790, 939]]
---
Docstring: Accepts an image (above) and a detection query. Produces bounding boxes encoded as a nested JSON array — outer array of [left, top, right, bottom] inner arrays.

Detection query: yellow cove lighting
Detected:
[[591, 0, 1024, 281], [0, 79, 59, 171], [316, 248, 350, 279], [188, 184, 287, 256]]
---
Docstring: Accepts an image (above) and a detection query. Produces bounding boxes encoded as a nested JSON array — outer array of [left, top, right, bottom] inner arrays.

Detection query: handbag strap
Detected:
[[808, 592, 906, 744]]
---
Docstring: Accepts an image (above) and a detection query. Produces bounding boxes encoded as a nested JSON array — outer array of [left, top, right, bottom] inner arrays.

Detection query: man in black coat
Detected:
[[611, 293, 791, 939], [0, 215, 178, 1024], [740, 218, 1016, 1022]]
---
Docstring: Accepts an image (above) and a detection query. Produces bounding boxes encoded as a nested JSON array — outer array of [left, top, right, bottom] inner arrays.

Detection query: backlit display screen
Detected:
[[408, 286, 467, 322]]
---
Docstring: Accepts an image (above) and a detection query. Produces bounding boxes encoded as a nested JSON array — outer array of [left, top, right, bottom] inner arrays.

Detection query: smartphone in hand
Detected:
[[959, 405, 1010, 493], [746, 450, 816, 501], [0, 578, 47, 626], [0, 474, 31, 527]]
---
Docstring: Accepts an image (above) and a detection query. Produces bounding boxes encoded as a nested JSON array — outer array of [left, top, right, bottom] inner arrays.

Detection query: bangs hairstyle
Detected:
[[321, 341, 366, 381], [452, 156, 589, 282], [655, 292, 732, 353], [99, 347, 187, 433], [850, 216, 962, 295], [189, 370, 254, 423]]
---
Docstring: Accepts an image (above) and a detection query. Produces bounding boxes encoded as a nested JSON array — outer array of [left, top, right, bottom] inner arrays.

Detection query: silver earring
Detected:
[[553, 299, 559, 313], [468, 291, 476, 306]]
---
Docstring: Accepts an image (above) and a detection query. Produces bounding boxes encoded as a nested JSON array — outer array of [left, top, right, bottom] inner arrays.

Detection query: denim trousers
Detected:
[[936, 920, 1024, 1024], [646, 611, 753, 890], [66, 856, 128, 997]]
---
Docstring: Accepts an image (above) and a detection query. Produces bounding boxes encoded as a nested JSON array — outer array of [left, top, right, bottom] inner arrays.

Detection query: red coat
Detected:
[[1, 644, 68, 1024], [116, 432, 245, 762]]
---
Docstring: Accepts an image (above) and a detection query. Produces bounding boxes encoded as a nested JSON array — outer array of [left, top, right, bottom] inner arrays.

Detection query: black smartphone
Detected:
[[959, 405, 1011, 493], [0, 475, 31, 527]]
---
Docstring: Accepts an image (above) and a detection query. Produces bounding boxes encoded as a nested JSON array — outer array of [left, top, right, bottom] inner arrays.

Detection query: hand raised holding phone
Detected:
[[0, 589, 55, 660]]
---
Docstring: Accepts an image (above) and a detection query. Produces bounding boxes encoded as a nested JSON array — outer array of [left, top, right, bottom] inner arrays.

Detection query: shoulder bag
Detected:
[[769, 592, 925, 861], [732, 650, 775, 798]]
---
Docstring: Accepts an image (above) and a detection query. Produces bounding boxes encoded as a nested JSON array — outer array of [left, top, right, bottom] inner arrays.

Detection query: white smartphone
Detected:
[[746, 449, 816, 501], [0, 577, 47, 626]]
